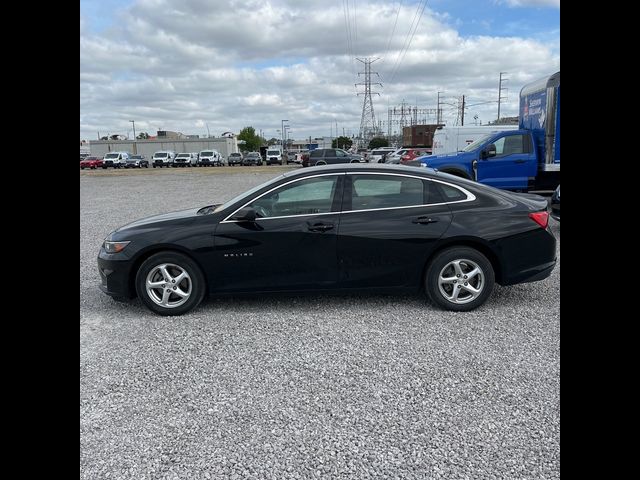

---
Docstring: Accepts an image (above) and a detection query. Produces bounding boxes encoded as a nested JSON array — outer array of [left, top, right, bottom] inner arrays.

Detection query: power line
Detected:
[[353, 0, 358, 57], [343, 0, 355, 75], [388, 0, 429, 84], [382, 1, 403, 64]]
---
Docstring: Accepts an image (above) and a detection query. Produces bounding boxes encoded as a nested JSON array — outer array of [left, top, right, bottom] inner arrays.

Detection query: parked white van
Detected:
[[265, 147, 284, 165], [198, 150, 223, 166], [431, 125, 518, 156], [102, 151, 130, 168], [152, 151, 176, 168], [174, 152, 198, 167]]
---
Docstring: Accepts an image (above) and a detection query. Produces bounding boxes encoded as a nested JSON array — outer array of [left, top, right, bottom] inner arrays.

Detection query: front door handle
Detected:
[[307, 222, 334, 232], [514, 159, 526, 164], [412, 216, 438, 224]]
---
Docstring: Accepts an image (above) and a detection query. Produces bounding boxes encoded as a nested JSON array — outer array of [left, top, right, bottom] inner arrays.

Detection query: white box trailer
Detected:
[[432, 125, 518, 155]]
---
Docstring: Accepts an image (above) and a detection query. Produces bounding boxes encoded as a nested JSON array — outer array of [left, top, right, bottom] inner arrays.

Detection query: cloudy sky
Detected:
[[80, 0, 559, 142]]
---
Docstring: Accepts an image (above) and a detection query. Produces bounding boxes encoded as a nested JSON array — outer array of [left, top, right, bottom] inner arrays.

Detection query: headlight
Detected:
[[103, 240, 130, 253]]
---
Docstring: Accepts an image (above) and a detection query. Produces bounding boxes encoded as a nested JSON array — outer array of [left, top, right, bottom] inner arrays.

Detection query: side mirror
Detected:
[[230, 206, 257, 222], [483, 144, 497, 159]]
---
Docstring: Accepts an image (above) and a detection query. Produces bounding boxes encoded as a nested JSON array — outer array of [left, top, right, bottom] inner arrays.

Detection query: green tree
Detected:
[[332, 136, 353, 150], [368, 137, 389, 149], [237, 126, 262, 152], [136, 132, 150, 139], [267, 137, 280, 146]]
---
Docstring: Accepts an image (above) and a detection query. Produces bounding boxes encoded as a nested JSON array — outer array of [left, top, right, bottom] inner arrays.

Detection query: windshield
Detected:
[[104, 153, 119, 159], [462, 134, 494, 152], [213, 175, 284, 213], [176, 154, 189, 158], [247, 153, 259, 157], [201, 151, 214, 156], [267, 150, 280, 155], [131, 156, 142, 159], [154, 152, 168, 158], [229, 153, 241, 157]]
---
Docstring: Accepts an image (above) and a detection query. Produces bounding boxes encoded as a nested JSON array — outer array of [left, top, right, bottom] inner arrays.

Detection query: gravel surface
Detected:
[[80, 168, 560, 479]]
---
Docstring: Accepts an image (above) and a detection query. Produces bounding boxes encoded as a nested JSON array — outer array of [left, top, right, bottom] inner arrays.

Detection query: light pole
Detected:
[[129, 120, 137, 154], [281, 119, 288, 151], [284, 125, 290, 149]]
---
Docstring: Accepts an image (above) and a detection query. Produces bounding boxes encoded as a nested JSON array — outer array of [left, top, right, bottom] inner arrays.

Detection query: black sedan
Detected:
[[98, 164, 556, 315]]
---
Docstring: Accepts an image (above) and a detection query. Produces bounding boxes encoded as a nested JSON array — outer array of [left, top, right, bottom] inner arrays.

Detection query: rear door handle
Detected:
[[412, 216, 438, 224], [307, 222, 334, 232], [514, 159, 526, 164]]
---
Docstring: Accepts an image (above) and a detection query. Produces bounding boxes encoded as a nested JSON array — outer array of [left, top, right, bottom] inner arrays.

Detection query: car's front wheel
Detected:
[[135, 252, 206, 316], [425, 247, 494, 311]]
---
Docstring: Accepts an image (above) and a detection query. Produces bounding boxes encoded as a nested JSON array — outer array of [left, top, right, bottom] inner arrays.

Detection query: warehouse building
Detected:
[[89, 136, 239, 159]]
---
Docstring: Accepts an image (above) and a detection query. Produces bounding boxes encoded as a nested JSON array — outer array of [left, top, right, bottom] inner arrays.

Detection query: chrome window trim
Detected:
[[220, 170, 476, 223], [221, 173, 345, 223]]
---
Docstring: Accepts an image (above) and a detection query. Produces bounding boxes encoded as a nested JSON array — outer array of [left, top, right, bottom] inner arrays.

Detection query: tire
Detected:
[[424, 247, 494, 312], [102, 166, 107, 169], [135, 251, 206, 316], [315, 161, 327, 166]]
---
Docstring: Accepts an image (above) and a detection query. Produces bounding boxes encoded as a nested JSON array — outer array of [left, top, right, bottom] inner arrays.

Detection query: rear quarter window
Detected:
[[437, 183, 468, 202]]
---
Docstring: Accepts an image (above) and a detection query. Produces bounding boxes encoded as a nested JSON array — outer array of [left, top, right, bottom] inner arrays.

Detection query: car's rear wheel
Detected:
[[425, 247, 494, 311], [315, 161, 327, 166], [135, 252, 206, 316]]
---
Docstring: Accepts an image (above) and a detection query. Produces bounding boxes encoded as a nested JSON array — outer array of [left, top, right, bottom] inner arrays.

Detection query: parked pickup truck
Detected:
[[416, 71, 560, 192]]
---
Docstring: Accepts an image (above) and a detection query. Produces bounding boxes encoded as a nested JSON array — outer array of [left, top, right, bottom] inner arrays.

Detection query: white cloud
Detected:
[[80, 0, 559, 141], [499, 0, 560, 7]]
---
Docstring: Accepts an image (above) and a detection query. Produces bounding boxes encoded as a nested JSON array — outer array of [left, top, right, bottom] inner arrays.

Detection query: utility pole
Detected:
[[129, 120, 137, 154], [497, 72, 508, 121], [281, 119, 288, 150], [355, 57, 382, 146], [206, 123, 210, 138], [437, 91, 443, 124], [461, 95, 465, 126]]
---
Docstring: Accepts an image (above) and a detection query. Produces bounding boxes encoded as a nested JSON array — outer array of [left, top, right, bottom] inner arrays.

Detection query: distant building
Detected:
[[402, 124, 444, 147], [157, 130, 186, 139], [89, 136, 239, 159], [488, 116, 519, 125]]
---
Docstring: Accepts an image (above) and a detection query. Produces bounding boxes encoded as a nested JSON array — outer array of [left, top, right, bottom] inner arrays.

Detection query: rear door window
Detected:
[[347, 175, 426, 211]]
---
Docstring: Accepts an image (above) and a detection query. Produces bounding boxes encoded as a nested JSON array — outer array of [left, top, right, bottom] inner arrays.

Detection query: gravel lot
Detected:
[[80, 168, 560, 480]]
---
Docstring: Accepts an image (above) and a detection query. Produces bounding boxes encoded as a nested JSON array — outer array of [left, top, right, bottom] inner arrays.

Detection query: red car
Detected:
[[80, 156, 104, 169], [400, 148, 431, 165]]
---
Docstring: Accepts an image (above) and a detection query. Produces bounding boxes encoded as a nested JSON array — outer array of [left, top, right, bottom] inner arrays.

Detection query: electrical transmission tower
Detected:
[[355, 57, 382, 145], [497, 72, 508, 121]]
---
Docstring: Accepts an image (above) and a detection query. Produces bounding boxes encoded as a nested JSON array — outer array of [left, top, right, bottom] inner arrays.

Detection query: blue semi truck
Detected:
[[417, 71, 560, 191]]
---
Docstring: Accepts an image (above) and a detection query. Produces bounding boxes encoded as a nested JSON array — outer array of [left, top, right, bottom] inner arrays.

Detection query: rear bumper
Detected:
[[495, 227, 557, 286], [502, 259, 556, 285]]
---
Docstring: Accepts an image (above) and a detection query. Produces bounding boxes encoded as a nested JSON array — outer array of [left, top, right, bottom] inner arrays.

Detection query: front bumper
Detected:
[[97, 250, 135, 298]]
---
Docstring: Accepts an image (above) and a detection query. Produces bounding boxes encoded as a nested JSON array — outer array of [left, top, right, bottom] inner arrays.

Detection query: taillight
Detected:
[[529, 211, 549, 229]]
